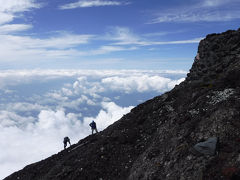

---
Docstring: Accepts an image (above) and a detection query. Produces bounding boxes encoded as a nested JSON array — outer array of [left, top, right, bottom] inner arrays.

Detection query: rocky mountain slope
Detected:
[[5, 28, 240, 180]]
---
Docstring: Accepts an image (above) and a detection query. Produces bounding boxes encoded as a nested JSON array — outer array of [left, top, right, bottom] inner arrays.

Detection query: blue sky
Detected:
[[0, 0, 240, 70]]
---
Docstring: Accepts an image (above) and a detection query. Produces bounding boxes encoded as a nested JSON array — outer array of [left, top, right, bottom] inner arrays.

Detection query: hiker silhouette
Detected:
[[63, 136, 71, 149], [89, 120, 98, 134]]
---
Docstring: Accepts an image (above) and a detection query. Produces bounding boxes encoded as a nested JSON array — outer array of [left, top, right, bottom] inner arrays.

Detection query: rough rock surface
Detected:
[[5, 28, 240, 180]]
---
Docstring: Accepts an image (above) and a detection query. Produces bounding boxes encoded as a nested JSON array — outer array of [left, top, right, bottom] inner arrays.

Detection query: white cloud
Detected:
[[4, 102, 46, 113], [0, 69, 187, 179], [0, 69, 187, 89], [149, 38, 203, 45], [0, 109, 85, 179], [0, 0, 96, 62], [150, 0, 240, 23], [0, 31, 140, 61], [0, 24, 32, 34], [151, 10, 240, 23], [0, 33, 93, 49], [105, 27, 202, 46], [201, 0, 232, 7], [84, 101, 133, 131], [72, 77, 105, 95], [0, 12, 14, 25], [102, 75, 185, 93], [90, 45, 137, 55], [105, 27, 141, 45], [62, 95, 97, 107], [0, 0, 40, 13], [61, 87, 74, 96], [0, 103, 133, 179], [44, 88, 98, 109], [59, 0, 128, 9], [0, 33, 95, 61], [0, 24, 200, 61], [114, 96, 120, 100], [46, 92, 69, 101], [0, 0, 40, 25], [0, 110, 35, 127]]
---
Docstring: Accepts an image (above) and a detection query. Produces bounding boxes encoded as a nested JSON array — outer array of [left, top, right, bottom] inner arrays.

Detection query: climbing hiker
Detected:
[[89, 120, 98, 134], [63, 136, 71, 149]]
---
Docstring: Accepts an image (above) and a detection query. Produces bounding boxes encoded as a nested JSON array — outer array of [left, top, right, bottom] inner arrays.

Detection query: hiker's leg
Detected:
[[92, 128, 94, 134], [95, 128, 98, 133]]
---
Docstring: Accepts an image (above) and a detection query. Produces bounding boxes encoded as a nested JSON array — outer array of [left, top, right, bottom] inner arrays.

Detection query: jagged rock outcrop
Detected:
[[5, 28, 240, 180]]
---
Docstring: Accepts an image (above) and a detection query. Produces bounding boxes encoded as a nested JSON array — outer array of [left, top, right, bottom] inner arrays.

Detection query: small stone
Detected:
[[180, 176, 185, 180], [237, 154, 240, 162], [187, 155, 193, 161]]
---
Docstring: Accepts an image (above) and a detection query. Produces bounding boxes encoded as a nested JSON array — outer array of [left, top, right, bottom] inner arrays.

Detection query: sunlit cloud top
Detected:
[[0, 69, 186, 179]]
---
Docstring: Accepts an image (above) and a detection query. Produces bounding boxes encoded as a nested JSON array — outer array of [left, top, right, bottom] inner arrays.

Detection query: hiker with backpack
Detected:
[[63, 136, 71, 149], [89, 120, 98, 134]]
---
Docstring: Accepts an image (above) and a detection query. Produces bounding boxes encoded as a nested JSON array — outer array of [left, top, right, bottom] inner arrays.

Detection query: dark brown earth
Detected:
[[4, 28, 240, 180]]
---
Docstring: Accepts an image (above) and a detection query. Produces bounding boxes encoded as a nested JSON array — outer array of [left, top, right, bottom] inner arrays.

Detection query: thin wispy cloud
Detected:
[[0, 24, 32, 34], [23, 34, 92, 49], [0, 0, 239, 70], [201, 0, 235, 7], [150, 10, 240, 23], [0, 0, 41, 25], [105, 27, 202, 46], [0, 1, 203, 66], [0, 26, 201, 62], [113, 37, 203, 46], [150, 0, 240, 23], [0, 33, 95, 61], [89, 45, 137, 55], [59, 0, 129, 9], [0, 0, 41, 12]]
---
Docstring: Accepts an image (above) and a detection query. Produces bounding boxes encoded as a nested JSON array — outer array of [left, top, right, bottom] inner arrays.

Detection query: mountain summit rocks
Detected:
[[5, 28, 240, 180]]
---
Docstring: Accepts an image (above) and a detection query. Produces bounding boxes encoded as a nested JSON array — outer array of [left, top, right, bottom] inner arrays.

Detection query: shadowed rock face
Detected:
[[5, 28, 240, 180]]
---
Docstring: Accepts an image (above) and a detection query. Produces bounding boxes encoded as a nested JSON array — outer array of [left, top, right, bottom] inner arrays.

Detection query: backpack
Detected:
[[90, 121, 96, 129], [64, 137, 69, 143]]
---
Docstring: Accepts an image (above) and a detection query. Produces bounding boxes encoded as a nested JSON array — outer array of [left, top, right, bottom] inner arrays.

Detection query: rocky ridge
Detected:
[[5, 28, 240, 180]]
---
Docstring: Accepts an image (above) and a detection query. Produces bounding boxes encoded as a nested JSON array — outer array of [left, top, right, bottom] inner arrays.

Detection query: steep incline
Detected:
[[5, 28, 240, 180]]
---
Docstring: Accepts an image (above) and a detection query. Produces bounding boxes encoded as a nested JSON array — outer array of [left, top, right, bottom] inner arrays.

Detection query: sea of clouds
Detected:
[[0, 69, 186, 179]]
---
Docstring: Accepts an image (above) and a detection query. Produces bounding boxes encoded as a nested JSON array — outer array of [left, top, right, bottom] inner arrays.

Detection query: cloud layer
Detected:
[[0, 69, 186, 179]]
